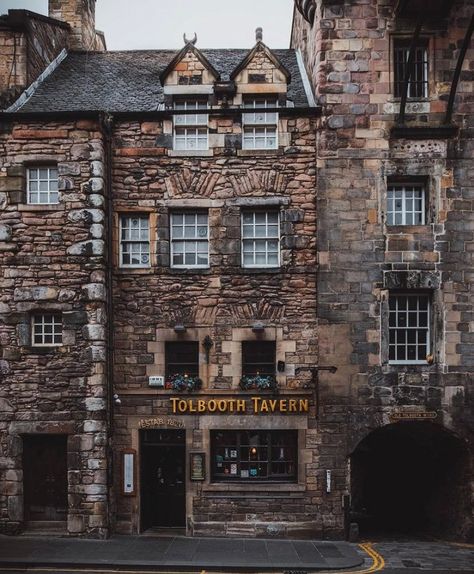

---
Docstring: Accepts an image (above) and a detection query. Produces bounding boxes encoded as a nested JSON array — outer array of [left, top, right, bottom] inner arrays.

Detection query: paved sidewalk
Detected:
[[0, 534, 363, 571]]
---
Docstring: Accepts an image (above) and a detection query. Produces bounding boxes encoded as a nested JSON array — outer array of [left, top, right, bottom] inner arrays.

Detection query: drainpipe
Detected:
[[100, 112, 115, 534]]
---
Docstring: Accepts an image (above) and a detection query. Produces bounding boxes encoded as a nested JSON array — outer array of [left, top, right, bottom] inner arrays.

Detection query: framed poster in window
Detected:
[[121, 449, 136, 496], [190, 452, 205, 481]]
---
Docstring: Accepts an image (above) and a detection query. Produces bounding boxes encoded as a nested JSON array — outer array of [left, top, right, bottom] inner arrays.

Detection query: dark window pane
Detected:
[[165, 341, 199, 377]]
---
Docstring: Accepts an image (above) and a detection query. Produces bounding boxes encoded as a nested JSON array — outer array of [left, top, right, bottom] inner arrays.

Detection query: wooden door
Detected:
[[23, 435, 68, 521]]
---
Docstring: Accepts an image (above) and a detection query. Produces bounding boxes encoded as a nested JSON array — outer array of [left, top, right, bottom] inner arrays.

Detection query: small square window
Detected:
[[393, 38, 429, 99], [241, 210, 280, 268], [242, 341, 276, 376], [32, 313, 62, 346], [171, 212, 209, 268], [388, 293, 431, 364], [174, 99, 208, 150], [386, 183, 426, 226], [165, 341, 199, 378], [242, 98, 278, 150], [27, 166, 59, 204], [120, 214, 150, 268]]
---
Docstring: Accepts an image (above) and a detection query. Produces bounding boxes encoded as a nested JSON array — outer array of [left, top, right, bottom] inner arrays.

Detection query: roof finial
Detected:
[[256, 27, 263, 42], [183, 32, 197, 45]]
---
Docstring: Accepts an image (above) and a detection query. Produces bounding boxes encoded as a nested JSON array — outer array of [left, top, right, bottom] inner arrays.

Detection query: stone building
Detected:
[[0, 0, 323, 538], [292, 0, 473, 539], [0, 0, 472, 541]]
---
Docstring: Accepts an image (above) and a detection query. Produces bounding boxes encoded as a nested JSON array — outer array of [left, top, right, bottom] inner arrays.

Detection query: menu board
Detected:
[[122, 449, 136, 496], [190, 452, 205, 481]]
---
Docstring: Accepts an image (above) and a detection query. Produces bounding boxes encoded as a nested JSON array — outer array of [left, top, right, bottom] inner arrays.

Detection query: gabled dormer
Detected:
[[160, 36, 220, 92], [230, 28, 291, 97]]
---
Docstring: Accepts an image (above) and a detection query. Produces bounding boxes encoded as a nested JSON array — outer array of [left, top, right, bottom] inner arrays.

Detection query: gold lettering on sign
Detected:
[[138, 417, 185, 429], [389, 411, 437, 421], [170, 397, 309, 414]]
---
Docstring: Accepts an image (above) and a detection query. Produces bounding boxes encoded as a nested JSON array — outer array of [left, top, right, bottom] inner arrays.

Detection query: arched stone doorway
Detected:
[[350, 422, 472, 540]]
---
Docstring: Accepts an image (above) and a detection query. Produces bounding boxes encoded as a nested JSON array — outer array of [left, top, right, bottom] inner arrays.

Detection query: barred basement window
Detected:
[[393, 38, 429, 98], [174, 99, 208, 150], [27, 166, 59, 204], [241, 210, 280, 268], [242, 98, 278, 149], [242, 341, 276, 376], [32, 313, 62, 346], [120, 215, 150, 268], [165, 342, 199, 378], [387, 183, 426, 225], [211, 430, 297, 481], [389, 293, 430, 364]]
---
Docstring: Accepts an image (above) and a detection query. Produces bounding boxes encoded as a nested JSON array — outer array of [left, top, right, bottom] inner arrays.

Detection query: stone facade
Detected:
[[291, 0, 473, 539]]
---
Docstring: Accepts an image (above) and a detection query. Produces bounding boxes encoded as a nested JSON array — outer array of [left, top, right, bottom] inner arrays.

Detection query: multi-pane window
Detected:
[[27, 166, 59, 204], [211, 430, 297, 481], [242, 210, 280, 267], [394, 38, 429, 98], [242, 341, 276, 376], [171, 212, 209, 268], [165, 341, 199, 378], [32, 313, 62, 346], [120, 215, 150, 268], [389, 293, 430, 364], [174, 99, 208, 150], [387, 183, 426, 225], [242, 98, 278, 149]]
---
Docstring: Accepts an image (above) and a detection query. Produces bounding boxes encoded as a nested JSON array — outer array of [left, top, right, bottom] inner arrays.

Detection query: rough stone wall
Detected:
[[49, 0, 104, 51], [0, 14, 69, 109], [292, 0, 474, 538], [111, 114, 322, 536], [0, 119, 109, 536]]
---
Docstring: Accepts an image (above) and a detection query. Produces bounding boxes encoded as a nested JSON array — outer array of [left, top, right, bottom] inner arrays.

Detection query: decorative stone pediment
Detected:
[[160, 44, 219, 87]]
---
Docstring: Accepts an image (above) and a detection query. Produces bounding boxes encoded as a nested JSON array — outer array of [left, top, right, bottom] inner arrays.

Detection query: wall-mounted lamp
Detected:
[[202, 335, 214, 364], [173, 323, 186, 333], [252, 321, 265, 333]]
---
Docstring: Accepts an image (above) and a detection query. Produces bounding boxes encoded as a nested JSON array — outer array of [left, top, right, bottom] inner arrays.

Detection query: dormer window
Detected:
[[174, 99, 209, 151], [242, 98, 278, 150]]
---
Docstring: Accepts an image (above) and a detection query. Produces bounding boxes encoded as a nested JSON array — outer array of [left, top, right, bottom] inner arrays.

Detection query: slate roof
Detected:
[[15, 49, 312, 113]]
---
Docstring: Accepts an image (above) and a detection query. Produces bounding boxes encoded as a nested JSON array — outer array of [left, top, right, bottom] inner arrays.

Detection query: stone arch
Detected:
[[349, 421, 472, 540]]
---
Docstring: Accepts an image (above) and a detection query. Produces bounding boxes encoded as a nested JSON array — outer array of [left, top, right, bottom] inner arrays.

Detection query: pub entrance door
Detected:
[[140, 429, 186, 531], [23, 435, 68, 522]]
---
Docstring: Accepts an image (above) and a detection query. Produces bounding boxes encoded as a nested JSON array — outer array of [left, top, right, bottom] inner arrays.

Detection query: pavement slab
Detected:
[[0, 534, 363, 571]]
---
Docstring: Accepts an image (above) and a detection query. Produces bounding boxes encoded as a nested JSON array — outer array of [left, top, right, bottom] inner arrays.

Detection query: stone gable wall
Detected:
[[0, 119, 109, 536]]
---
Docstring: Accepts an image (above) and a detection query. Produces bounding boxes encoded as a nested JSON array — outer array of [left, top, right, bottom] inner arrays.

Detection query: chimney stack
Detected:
[[256, 27, 263, 42], [49, 0, 105, 50]]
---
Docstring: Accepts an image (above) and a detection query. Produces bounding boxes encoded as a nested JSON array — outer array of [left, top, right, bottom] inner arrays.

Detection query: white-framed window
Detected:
[[27, 166, 59, 204], [174, 99, 208, 150], [171, 212, 209, 268], [393, 38, 429, 98], [387, 183, 426, 226], [389, 293, 430, 364], [242, 98, 278, 150], [241, 210, 280, 268], [120, 214, 150, 268], [32, 313, 62, 346]]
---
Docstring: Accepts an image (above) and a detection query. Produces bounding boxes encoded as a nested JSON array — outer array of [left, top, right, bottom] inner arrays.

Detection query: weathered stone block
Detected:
[[67, 240, 105, 256], [82, 283, 106, 301]]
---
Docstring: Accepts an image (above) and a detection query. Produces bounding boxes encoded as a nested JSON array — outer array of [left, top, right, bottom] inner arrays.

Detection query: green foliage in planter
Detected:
[[165, 374, 202, 392], [239, 374, 277, 391]]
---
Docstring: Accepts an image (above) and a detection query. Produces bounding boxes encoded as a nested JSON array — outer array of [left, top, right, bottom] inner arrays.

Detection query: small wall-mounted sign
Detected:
[[389, 411, 437, 422], [149, 375, 165, 387], [190, 452, 205, 481], [122, 449, 136, 496], [138, 417, 185, 429]]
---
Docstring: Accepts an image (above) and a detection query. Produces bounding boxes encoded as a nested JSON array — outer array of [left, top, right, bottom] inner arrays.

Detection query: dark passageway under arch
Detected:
[[350, 422, 471, 540]]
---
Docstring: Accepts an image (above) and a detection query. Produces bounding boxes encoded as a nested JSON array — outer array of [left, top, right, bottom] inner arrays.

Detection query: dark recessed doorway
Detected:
[[23, 434, 68, 522], [350, 422, 471, 540], [140, 429, 186, 532]]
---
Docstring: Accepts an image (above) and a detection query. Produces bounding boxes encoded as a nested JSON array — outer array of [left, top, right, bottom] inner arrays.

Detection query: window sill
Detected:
[[115, 267, 154, 275], [24, 345, 62, 355], [385, 225, 432, 234], [18, 204, 64, 212], [237, 149, 281, 157], [202, 482, 304, 493], [168, 150, 213, 157]]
